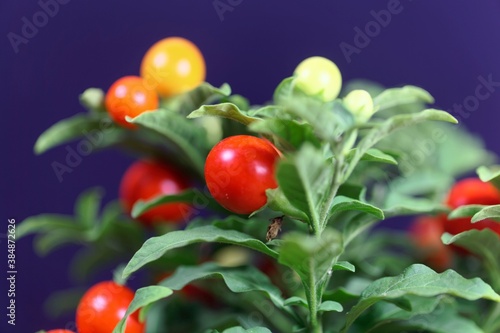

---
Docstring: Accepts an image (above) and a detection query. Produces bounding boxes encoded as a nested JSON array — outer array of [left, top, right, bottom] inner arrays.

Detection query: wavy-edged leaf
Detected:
[[341, 264, 500, 332], [131, 188, 222, 218], [318, 300, 343, 313], [113, 286, 172, 333], [249, 118, 320, 149], [265, 188, 309, 222], [329, 196, 384, 220], [383, 200, 449, 218], [284, 296, 308, 308], [160, 82, 231, 115], [44, 287, 85, 318], [160, 263, 286, 310], [187, 103, 259, 125], [75, 187, 103, 228], [34, 113, 116, 154], [442, 229, 500, 290], [346, 148, 398, 165], [477, 165, 500, 189], [273, 77, 296, 105], [222, 327, 272, 333], [333, 261, 356, 272], [123, 226, 277, 278], [362, 296, 483, 333], [247, 105, 289, 119], [17, 214, 81, 239], [345, 109, 458, 181], [367, 303, 483, 333], [276, 144, 333, 227], [471, 204, 500, 223], [448, 205, 486, 220], [33, 229, 85, 256], [373, 86, 434, 112], [129, 109, 209, 174]]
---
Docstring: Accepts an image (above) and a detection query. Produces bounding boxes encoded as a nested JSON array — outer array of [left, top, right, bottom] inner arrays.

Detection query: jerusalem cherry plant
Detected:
[[20, 37, 500, 333]]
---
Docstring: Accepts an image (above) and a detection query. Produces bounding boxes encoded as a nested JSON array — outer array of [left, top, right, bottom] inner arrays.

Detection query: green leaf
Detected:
[[223, 94, 250, 110], [113, 286, 172, 333], [265, 188, 309, 222], [17, 214, 81, 239], [341, 264, 500, 332], [471, 204, 500, 223], [346, 109, 458, 181], [477, 165, 500, 189], [160, 82, 231, 115], [275, 77, 355, 141], [284, 296, 308, 308], [43, 288, 85, 318], [75, 187, 103, 228], [442, 230, 500, 290], [247, 105, 289, 119], [368, 304, 484, 333], [329, 196, 384, 220], [333, 261, 356, 272], [373, 86, 434, 112], [123, 226, 277, 278], [187, 103, 260, 126], [161, 263, 286, 310], [364, 297, 483, 333], [276, 144, 333, 228], [273, 77, 295, 105], [318, 300, 343, 313], [34, 229, 85, 256], [131, 189, 221, 218], [129, 109, 209, 174], [448, 205, 486, 220], [249, 119, 320, 149], [222, 327, 272, 333], [346, 148, 398, 165], [34, 113, 116, 154], [278, 229, 343, 307]]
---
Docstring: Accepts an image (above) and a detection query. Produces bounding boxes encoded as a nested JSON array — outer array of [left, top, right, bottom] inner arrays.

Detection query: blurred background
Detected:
[[2, 0, 500, 331]]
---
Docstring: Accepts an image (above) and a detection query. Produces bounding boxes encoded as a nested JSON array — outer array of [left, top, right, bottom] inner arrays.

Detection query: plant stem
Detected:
[[319, 155, 343, 229], [306, 272, 322, 333]]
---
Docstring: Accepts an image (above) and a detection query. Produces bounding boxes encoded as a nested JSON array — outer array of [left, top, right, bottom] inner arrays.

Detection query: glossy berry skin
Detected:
[[46, 330, 76, 333], [444, 178, 500, 236], [76, 281, 144, 333], [120, 160, 192, 225], [409, 216, 452, 271], [140, 37, 205, 97], [105, 76, 159, 128], [205, 135, 280, 214]]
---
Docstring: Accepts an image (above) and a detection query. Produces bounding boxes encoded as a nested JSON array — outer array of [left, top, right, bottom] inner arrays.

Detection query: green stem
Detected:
[[306, 270, 322, 333], [319, 156, 343, 229]]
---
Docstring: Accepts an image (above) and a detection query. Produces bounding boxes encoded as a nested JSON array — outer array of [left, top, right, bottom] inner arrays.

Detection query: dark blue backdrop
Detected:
[[2, 1, 500, 332]]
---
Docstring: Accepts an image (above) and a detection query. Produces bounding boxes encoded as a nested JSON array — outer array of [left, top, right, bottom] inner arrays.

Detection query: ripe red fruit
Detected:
[[205, 135, 281, 214], [120, 160, 192, 225], [444, 178, 500, 236], [105, 76, 159, 128], [76, 281, 144, 333], [409, 216, 452, 271]]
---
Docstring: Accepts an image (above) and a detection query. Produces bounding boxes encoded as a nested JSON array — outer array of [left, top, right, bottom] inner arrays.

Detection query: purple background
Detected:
[[2, 0, 500, 331]]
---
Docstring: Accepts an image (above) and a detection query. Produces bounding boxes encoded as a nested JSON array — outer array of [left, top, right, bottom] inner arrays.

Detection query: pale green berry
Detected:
[[294, 56, 342, 102], [343, 90, 375, 122]]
